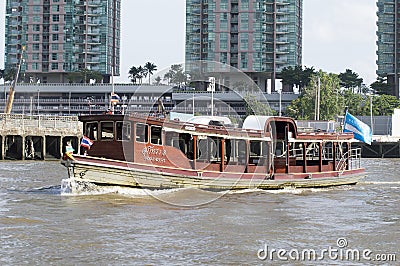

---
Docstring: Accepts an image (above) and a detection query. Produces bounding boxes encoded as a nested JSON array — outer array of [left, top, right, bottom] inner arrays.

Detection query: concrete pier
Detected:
[[0, 114, 82, 160]]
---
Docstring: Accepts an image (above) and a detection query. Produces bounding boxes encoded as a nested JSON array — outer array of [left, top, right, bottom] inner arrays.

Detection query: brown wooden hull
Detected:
[[62, 155, 365, 190]]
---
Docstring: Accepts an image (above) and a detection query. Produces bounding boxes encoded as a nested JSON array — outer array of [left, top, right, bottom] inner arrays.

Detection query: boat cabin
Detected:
[[78, 113, 357, 176]]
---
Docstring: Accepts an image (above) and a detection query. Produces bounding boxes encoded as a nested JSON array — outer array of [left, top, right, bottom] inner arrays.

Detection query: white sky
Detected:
[[0, 0, 378, 85]]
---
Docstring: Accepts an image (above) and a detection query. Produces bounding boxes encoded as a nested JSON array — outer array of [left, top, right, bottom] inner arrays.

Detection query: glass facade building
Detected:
[[4, 0, 121, 83], [376, 0, 399, 98], [185, 0, 302, 92]]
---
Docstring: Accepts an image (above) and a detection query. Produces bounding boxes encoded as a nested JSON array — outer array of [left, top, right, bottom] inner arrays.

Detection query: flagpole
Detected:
[[317, 76, 320, 120]]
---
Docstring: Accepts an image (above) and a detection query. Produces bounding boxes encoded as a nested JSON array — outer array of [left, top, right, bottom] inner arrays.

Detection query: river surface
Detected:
[[0, 159, 398, 265]]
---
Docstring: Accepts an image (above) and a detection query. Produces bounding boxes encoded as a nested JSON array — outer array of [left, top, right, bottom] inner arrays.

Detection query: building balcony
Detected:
[[231, 7, 239, 13], [276, 38, 288, 44], [231, 47, 238, 53], [87, 30, 101, 35], [87, 0, 101, 6], [230, 17, 238, 23], [276, 48, 288, 54], [276, 8, 288, 14]]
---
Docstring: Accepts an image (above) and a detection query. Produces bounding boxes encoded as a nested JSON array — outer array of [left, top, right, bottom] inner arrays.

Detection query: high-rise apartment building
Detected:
[[4, 0, 121, 83], [376, 0, 400, 98], [185, 0, 302, 92]]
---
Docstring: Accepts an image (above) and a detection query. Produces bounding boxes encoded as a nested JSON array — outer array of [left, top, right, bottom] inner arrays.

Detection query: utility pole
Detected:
[[208, 77, 215, 116], [314, 76, 321, 120]]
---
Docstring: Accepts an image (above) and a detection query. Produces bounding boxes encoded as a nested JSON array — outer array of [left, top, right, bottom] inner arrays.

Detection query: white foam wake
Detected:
[[60, 178, 182, 197], [361, 181, 400, 185]]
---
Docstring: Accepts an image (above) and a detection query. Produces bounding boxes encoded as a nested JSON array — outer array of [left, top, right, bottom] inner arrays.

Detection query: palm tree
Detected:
[[128, 66, 139, 83], [144, 62, 157, 84], [163, 72, 172, 85], [137, 66, 145, 84], [154, 76, 162, 85]]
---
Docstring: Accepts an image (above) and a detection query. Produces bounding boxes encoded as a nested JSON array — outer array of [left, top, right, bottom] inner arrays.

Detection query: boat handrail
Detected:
[[337, 147, 362, 174]]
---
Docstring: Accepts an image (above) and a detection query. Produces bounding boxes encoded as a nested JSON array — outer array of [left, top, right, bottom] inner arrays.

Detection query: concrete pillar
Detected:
[[42, 135, 46, 160], [60, 136, 64, 159], [1, 135, 4, 160], [22, 136, 25, 160]]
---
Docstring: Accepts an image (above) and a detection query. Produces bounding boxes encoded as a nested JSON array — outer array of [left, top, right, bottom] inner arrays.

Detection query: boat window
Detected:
[[177, 133, 194, 159], [323, 142, 333, 160], [85, 122, 98, 140], [274, 140, 286, 157], [166, 132, 194, 159], [136, 123, 148, 143], [250, 141, 268, 165], [101, 122, 114, 140], [197, 137, 220, 162], [165, 131, 179, 148], [116, 121, 131, 141], [228, 139, 246, 164], [150, 126, 162, 145]]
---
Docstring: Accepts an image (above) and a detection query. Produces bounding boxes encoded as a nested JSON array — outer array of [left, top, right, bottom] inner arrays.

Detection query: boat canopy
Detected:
[[242, 115, 274, 131]]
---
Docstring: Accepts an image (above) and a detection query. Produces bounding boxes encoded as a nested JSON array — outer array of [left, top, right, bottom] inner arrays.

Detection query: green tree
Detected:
[[3, 69, 16, 83], [280, 65, 315, 92], [372, 94, 400, 116], [232, 80, 259, 93], [164, 64, 188, 86], [128, 66, 139, 83], [67, 72, 81, 83], [144, 62, 157, 84], [286, 71, 344, 120], [342, 89, 369, 116], [0, 69, 4, 81], [338, 69, 363, 93], [163, 71, 172, 85], [370, 76, 392, 95], [153, 76, 162, 85], [137, 66, 145, 84], [244, 93, 275, 117], [79, 68, 91, 83]]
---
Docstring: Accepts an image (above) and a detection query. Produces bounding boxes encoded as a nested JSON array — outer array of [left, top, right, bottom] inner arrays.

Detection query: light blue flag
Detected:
[[343, 112, 372, 145]]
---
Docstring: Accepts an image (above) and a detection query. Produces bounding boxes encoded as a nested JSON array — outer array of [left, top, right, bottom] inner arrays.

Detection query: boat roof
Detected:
[[242, 115, 274, 130], [187, 116, 233, 126], [79, 113, 354, 141]]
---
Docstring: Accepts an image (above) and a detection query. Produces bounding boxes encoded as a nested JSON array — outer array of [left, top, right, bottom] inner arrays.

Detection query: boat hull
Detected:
[[62, 156, 365, 190]]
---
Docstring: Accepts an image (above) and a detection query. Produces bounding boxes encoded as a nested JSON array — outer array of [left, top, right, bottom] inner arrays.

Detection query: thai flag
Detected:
[[110, 93, 121, 104], [343, 112, 372, 145], [81, 136, 94, 149]]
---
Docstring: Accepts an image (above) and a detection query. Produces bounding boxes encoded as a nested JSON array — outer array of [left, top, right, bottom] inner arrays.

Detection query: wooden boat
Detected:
[[61, 113, 365, 190]]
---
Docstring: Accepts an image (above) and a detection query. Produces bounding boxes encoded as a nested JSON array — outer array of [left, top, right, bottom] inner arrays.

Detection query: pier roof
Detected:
[[14, 84, 174, 94]]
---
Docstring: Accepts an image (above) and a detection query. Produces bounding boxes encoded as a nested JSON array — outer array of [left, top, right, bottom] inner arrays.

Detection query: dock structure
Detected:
[[353, 136, 400, 158], [0, 114, 82, 160]]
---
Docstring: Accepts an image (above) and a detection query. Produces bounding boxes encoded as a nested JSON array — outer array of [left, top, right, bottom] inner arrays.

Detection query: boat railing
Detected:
[[349, 147, 362, 170], [337, 147, 362, 174], [290, 145, 362, 173]]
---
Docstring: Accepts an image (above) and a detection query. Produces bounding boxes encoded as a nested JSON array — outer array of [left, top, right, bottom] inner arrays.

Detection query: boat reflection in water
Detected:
[[61, 112, 365, 191]]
